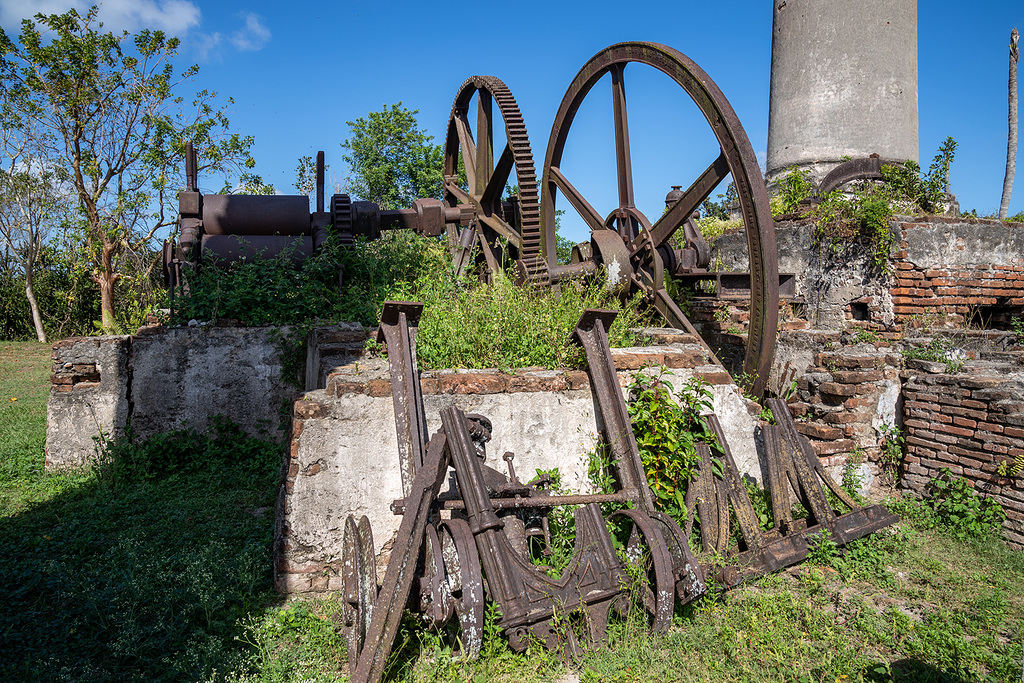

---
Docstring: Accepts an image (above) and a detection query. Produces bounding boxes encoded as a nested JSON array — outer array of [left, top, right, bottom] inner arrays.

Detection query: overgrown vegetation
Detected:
[[3, 342, 1024, 681], [902, 336, 966, 373], [0, 343, 282, 681], [771, 139, 959, 272], [175, 231, 652, 371]]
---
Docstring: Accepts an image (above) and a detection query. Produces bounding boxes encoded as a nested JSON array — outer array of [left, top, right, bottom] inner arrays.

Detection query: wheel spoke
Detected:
[[649, 151, 729, 247], [478, 213, 522, 248], [475, 90, 493, 197], [548, 165, 605, 233], [454, 113, 478, 194], [444, 180, 475, 208], [480, 143, 514, 208], [610, 63, 635, 215]]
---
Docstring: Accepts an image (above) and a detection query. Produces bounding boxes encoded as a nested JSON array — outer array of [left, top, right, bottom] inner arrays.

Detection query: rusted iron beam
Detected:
[[569, 309, 656, 512], [377, 301, 428, 498], [349, 432, 451, 683]]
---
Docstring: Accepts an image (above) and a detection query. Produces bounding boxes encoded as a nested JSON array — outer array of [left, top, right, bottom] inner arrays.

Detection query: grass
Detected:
[[0, 341, 284, 682], [2, 341, 1022, 682], [0, 340, 92, 514]]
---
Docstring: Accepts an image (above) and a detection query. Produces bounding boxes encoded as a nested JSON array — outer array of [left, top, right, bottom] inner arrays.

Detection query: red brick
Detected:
[[435, 373, 508, 395], [934, 423, 976, 438], [796, 422, 844, 440], [366, 379, 393, 397], [820, 382, 856, 397]]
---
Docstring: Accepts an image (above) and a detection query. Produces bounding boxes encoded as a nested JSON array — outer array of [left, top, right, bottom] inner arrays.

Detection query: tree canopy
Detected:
[[340, 102, 444, 210], [0, 6, 257, 333]]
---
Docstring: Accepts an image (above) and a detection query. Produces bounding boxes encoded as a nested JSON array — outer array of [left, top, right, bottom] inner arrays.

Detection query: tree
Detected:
[[0, 166, 62, 342], [1000, 27, 1019, 220], [0, 97, 65, 342], [0, 7, 257, 333], [340, 102, 443, 210]]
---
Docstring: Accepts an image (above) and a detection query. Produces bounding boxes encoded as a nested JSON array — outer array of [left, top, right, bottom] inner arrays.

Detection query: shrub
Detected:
[[626, 368, 717, 520], [920, 468, 1006, 539]]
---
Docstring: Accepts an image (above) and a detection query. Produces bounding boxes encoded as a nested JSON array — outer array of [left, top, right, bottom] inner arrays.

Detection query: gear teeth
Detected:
[[446, 75, 543, 262], [331, 194, 354, 246]]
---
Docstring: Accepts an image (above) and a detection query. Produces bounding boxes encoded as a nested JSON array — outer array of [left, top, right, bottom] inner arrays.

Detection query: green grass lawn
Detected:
[[0, 340, 1021, 682]]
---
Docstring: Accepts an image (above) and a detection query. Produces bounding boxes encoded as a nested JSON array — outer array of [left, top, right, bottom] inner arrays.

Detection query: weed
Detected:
[[919, 468, 1006, 539], [773, 167, 812, 216], [877, 423, 905, 477], [903, 336, 965, 373], [626, 367, 717, 521], [806, 530, 840, 568], [1012, 315, 1024, 344]]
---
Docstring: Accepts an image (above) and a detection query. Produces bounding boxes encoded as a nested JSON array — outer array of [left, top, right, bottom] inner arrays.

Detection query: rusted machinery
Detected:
[[340, 301, 897, 683], [345, 301, 707, 682], [167, 41, 783, 396], [439, 44, 780, 396], [162, 145, 472, 287]]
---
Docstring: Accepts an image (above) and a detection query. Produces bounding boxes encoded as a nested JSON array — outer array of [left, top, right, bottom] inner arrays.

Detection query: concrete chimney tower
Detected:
[[765, 0, 918, 184]]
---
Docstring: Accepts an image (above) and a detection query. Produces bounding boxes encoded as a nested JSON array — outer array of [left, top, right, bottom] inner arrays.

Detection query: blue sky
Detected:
[[1, 0, 1022, 244]]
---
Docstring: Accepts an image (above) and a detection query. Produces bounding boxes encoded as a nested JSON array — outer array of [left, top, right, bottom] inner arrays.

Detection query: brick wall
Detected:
[[900, 361, 1024, 547], [785, 343, 902, 468]]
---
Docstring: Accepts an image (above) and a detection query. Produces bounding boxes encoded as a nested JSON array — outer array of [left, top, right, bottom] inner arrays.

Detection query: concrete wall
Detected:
[[276, 344, 763, 593], [45, 324, 304, 467], [766, 0, 918, 183], [46, 336, 130, 468]]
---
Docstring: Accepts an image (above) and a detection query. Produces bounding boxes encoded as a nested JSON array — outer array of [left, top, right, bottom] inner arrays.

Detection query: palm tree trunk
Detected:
[[999, 28, 1019, 219]]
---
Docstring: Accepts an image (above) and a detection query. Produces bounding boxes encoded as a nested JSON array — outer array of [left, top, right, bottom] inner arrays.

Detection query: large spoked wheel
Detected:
[[443, 75, 543, 278], [608, 509, 676, 634], [539, 42, 779, 396]]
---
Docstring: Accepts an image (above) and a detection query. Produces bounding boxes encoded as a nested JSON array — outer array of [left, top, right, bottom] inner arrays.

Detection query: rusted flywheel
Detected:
[[538, 42, 779, 396], [443, 75, 542, 277]]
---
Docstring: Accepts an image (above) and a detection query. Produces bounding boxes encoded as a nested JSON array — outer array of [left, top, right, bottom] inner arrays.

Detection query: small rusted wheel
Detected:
[[437, 518, 485, 658], [539, 42, 779, 395], [341, 514, 377, 674], [608, 509, 676, 633], [443, 75, 542, 278]]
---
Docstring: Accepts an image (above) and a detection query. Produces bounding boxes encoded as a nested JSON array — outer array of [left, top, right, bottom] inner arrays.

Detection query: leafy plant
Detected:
[[921, 468, 1006, 539], [878, 423, 905, 475], [903, 336, 966, 373], [773, 167, 812, 216], [626, 367, 717, 520], [806, 529, 840, 568], [1011, 315, 1024, 344]]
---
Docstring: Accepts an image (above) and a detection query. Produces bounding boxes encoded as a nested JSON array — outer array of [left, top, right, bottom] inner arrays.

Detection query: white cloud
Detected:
[[229, 12, 270, 51], [192, 30, 222, 61], [0, 0, 200, 36]]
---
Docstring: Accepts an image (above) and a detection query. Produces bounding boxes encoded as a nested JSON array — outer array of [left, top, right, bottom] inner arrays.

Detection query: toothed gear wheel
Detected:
[[330, 194, 354, 245], [443, 76, 543, 268]]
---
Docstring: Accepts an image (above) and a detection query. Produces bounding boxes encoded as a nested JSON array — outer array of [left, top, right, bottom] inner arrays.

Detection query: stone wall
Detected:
[[899, 359, 1024, 547], [45, 324, 307, 468], [713, 216, 1024, 331], [276, 339, 763, 594]]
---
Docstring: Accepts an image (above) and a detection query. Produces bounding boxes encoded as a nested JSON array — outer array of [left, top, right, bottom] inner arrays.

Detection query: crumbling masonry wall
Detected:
[[900, 362, 1024, 547], [46, 324, 303, 468]]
